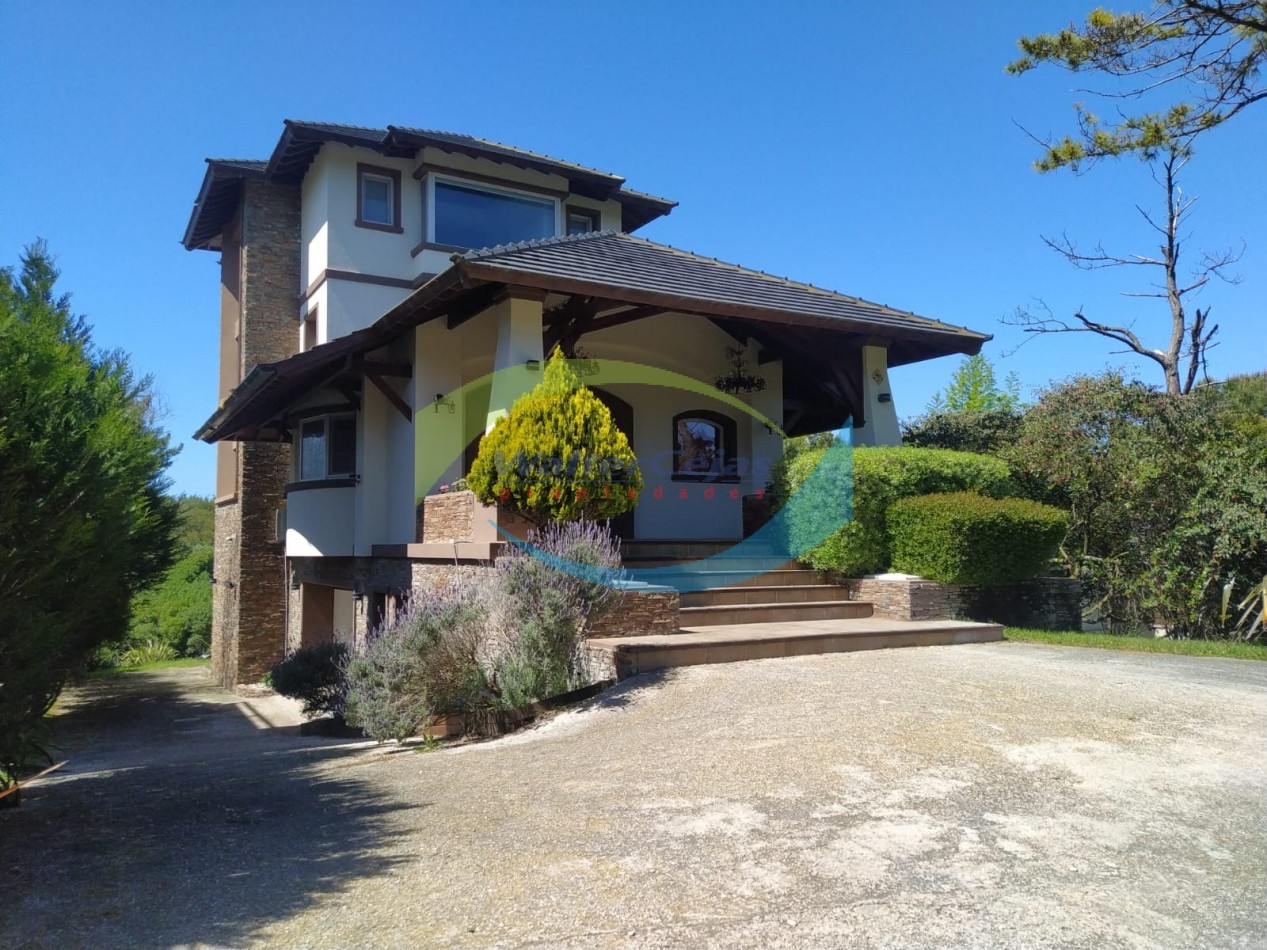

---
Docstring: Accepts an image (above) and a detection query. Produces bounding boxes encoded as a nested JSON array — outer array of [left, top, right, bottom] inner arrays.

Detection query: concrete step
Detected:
[[660, 568, 833, 590], [621, 540, 783, 560], [680, 585, 859, 608], [586, 619, 1005, 680], [678, 600, 873, 626], [625, 556, 797, 572]]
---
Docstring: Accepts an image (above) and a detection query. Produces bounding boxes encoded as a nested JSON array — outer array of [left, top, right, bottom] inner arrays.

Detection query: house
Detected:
[[186, 120, 990, 687]]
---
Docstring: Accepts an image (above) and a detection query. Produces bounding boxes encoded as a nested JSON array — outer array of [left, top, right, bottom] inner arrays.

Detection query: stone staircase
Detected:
[[587, 540, 1002, 680]]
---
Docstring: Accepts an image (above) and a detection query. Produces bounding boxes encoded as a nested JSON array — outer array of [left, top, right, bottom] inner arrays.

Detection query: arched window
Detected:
[[672, 410, 738, 482]]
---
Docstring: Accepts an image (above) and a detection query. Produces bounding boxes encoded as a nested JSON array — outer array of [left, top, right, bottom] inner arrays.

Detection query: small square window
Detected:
[[566, 208, 600, 236], [356, 164, 402, 232]]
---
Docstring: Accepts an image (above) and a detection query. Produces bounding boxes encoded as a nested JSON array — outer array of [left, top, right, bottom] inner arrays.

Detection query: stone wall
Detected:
[[838, 574, 1081, 630], [210, 180, 301, 687], [416, 490, 535, 544], [585, 589, 681, 639]]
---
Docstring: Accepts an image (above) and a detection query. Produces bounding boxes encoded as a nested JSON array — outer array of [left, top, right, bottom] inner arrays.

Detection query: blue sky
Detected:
[[2, 1, 1263, 498]]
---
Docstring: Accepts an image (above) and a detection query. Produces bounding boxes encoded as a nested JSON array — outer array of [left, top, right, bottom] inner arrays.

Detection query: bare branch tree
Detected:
[[1005, 147, 1241, 394]]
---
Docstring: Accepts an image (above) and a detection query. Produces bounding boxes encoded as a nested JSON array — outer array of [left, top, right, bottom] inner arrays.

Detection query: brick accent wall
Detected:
[[209, 180, 301, 687], [838, 574, 1081, 630]]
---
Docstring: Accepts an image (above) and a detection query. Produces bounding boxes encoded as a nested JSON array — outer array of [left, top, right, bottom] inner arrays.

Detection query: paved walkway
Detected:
[[4, 644, 1265, 948]]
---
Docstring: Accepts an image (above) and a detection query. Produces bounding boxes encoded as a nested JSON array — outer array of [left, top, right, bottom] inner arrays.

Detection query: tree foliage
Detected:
[[0, 242, 178, 780], [1003, 371, 1267, 637], [126, 545, 213, 657], [927, 354, 1022, 413], [901, 410, 1025, 455], [467, 349, 642, 524], [1008, 2, 1267, 171]]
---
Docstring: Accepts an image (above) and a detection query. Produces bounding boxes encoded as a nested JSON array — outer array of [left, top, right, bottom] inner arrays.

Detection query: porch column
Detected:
[[414, 319, 464, 499], [853, 345, 900, 446], [485, 288, 545, 432]]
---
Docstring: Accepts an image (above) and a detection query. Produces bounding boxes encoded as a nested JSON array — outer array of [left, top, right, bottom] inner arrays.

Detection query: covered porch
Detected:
[[196, 231, 988, 555]]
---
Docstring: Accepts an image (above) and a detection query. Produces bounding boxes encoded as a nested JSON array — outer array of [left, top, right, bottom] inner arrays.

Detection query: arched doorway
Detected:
[[592, 388, 636, 540]]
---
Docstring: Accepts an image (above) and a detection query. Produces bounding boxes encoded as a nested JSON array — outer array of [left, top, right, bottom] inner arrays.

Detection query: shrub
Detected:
[[1005, 372, 1267, 637], [467, 348, 641, 523], [269, 641, 350, 719], [490, 519, 624, 708], [772, 445, 1015, 576], [117, 639, 178, 668], [343, 583, 495, 742], [901, 409, 1024, 455], [889, 492, 1068, 585]]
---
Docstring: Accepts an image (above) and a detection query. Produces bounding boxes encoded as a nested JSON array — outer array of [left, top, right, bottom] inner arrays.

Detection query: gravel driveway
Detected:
[[4, 643, 1265, 949]]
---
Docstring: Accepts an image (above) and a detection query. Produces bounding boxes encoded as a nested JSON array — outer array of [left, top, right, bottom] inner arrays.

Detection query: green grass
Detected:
[[89, 657, 211, 677], [1005, 628, 1267, 661]]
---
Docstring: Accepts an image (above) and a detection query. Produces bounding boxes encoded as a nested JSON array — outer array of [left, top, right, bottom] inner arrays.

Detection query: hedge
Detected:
[[888, 492, 1067, 586], [772, 445, 1016, 576]]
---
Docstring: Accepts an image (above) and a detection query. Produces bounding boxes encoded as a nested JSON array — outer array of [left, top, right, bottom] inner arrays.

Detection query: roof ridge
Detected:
[[616, 234, 957, 329], [284, 119, 388, 136], [207, 157, 269, 165], [457, 229, 619, 262], [389, 125, 624, 180]]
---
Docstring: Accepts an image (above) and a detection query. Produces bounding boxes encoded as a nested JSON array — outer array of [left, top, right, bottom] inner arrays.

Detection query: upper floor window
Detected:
[[672, 410, 738, 482], [356, 164, 402, 233], [432, 178, 556, 250], [566, 207, 600, 235], [299, 413, 357, 481]]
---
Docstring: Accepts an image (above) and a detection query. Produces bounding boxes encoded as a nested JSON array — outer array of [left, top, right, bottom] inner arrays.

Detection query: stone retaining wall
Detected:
[[838, 574, 1080, 630], [584, 589, 681, 639]]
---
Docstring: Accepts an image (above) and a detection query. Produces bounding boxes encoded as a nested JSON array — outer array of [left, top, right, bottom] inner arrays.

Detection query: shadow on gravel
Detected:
[[1, 669, 419, 950]]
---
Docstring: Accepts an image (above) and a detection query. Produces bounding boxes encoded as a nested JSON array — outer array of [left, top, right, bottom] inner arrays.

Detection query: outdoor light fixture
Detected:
[[571, 347, 601, 378], [525, 359, 541, 371], [434, 393, 455, 414], [715, 346, 766, 395]]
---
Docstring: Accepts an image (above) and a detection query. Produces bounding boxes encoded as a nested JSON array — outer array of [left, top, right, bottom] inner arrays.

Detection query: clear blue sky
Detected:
[[2, 1, 1263, 498]]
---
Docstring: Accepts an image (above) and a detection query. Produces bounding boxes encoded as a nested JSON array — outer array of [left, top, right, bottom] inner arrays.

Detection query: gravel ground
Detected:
[[3, 642, 1265, 949]]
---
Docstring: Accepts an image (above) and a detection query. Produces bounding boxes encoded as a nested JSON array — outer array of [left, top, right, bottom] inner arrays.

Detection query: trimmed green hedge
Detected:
[[773, 445, 1016, 576], [889, 492, 1067, 585]]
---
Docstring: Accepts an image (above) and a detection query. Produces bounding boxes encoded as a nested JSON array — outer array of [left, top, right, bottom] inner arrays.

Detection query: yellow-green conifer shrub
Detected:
[[467, 349, 642, 523]]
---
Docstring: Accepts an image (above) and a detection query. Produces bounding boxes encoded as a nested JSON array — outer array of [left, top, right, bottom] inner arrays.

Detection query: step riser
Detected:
[[680, 586, 850, 607], [625, 558, 798, 572], [678, 602, 873, 626], [621, 543, 786, 559], [589, 626, 1004, 679], [652, 570, 831, 589]]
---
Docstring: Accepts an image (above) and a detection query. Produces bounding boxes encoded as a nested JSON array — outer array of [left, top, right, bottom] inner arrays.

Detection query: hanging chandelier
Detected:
[[715, 346, 766, 395]]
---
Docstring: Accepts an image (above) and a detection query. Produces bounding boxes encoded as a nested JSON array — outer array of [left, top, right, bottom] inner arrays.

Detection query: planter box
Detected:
[[415, 490, 535, 545]]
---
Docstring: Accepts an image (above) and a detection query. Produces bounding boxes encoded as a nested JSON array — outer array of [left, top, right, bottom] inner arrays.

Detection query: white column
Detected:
[[853, 345, 900, 446], [414, 319, 464, 499], [485, 292, 544, 432]]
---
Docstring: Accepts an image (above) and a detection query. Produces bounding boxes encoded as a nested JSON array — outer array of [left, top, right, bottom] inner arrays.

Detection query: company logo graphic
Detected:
[[418, 358, 853, 593]]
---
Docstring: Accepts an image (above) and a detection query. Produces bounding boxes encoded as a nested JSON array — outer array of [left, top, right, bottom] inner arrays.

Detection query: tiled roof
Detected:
[[184, 121, 676, 250], [459, 231, 985, 342]]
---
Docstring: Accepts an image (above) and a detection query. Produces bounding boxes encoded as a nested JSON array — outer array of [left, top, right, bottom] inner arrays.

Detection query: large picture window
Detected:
[[298, 414, 357, 481], [433, 179, 556, 250], [672, 410, 738, 482]]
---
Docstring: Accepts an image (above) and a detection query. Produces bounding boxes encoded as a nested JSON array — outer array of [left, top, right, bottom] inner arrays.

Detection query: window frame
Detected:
[[425, 173, 561, 250], [293, 411, 359, 484], [671, 409, 740, 483], [355, 163, 403, 233], [565, 206, 601, 236]]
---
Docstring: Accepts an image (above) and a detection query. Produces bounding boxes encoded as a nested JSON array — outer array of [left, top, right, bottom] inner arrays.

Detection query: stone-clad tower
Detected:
[[206, 177, 300, 687]]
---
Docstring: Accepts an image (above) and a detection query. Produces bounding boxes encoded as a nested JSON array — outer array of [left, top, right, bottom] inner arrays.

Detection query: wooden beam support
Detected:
[[367, 373, 412, 422], [446, 283, 506, 330]]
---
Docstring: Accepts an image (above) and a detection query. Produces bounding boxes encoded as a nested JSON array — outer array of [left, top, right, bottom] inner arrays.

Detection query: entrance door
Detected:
[[592, 388, 636, 540]]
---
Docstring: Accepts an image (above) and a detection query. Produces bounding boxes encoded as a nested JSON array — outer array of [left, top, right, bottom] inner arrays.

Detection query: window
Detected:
[[432, 179, 556, 250], [356, 164, 402, 232], [566, 207, 600, 235], [298, 414, 357, 481], [672, 410, 738, 482]]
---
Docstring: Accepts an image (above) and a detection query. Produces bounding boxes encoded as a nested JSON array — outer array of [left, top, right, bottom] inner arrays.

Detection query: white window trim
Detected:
[[425, 173, 561, 248]]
